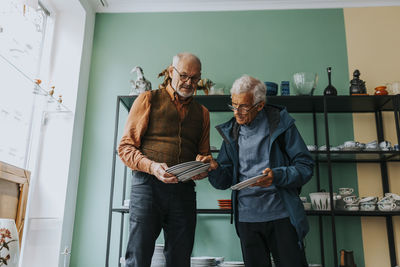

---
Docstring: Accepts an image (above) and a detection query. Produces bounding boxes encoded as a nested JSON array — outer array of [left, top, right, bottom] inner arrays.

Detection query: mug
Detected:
[[394, 144, 399, 151], [339, 188, 354, 196], [343, 195, 358, 204], [379, 141, 392, 151]]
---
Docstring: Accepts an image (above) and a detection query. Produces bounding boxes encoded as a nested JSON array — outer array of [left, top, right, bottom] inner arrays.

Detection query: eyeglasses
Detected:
[[173, 66, 201, 84], [228, 102, 261, 114]]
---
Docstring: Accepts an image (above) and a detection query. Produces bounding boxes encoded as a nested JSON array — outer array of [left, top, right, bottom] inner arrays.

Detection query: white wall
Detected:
[[19, 0, 95, 266]]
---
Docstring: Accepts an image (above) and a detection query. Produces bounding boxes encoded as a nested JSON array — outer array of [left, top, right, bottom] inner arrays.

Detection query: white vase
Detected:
[[0, 219, 20, 267]]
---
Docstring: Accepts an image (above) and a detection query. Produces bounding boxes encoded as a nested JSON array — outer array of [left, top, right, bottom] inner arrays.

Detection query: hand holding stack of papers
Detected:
[[165, 161, 210, 182], [230, 174, 267, 190]]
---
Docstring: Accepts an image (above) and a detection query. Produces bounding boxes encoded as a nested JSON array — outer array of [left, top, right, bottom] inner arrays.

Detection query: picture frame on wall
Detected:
[[0, 161, 30, 245]]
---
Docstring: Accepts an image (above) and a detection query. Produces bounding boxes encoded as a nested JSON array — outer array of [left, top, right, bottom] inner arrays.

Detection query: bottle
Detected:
[[324, 67, 338, 96]]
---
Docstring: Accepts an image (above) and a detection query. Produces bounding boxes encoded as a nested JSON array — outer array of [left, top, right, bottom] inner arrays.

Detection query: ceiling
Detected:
[[87, 0, 400, 13]]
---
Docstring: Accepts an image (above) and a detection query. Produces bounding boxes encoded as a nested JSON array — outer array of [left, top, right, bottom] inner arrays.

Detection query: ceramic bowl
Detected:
[[309, 192, 338, 210], [292, 72, 318, 96]]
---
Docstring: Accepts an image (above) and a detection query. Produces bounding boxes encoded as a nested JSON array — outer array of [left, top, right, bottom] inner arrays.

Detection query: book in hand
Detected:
[[165, 161, 210, 182], [230, 174, 268, 190]]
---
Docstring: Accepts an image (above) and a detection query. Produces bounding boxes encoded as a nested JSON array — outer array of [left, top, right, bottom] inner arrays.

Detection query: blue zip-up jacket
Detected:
[[208, 104, 314, 244]]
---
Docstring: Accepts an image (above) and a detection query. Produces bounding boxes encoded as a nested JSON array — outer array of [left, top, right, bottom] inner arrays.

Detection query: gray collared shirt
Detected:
[[237, 109, 289, 222]]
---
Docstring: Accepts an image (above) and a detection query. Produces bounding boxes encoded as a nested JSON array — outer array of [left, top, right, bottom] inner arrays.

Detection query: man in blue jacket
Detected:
[[199, 75, 314, 267]]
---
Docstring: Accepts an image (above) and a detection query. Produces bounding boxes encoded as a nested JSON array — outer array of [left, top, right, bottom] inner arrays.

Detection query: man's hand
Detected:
[[196, 154, 219, 171], [251, 168, 274, 188], [190, 154, 219, 181], [150, 162, 178, 184]]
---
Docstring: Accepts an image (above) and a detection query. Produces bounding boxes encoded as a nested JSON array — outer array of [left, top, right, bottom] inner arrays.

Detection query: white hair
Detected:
[[172, 52, 201, 69], [230, 75, 266, 104]]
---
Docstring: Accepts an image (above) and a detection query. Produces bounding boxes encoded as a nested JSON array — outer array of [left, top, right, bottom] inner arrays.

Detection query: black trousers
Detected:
[[237, 218, 308, 267], [125, 172, 196, 267]]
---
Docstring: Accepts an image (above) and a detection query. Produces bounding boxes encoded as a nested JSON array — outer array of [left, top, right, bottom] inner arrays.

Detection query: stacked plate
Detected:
[[166, 161, 210, 182], [230, 174, 266, 190], [191, 256, 216, 266], [220, 261, 245, 267], [218, 199, 232, 209], [150, 244, 166, 267]]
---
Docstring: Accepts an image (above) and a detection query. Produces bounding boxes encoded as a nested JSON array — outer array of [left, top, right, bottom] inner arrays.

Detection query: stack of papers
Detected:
[[230, 174, 267, 191], [166, 161, 210, 182]]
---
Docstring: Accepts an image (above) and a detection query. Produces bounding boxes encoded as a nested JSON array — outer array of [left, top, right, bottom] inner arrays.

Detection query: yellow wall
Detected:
[[344, 6, 400, 267]]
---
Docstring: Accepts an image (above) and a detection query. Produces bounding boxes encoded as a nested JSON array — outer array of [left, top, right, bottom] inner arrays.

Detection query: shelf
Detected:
[[112, 207, 231, 214], [113, 207, 400, 216], [211, 150, 400, 162], [311, 151, 400, 162], [119, 95, 395, 113], [306, 210, 400, 216]]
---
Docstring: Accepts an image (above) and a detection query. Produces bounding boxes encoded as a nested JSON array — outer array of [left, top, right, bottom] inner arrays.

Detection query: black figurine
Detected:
[[324, 67, 337, 96], [350, 69, 367, 95]]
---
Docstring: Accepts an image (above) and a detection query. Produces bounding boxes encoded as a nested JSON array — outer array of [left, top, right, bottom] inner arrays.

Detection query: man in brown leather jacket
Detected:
[[118, 53, 211, 267]]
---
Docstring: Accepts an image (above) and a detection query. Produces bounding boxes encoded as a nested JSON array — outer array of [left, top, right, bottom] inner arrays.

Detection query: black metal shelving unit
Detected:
[[106, 94, 400, 267]]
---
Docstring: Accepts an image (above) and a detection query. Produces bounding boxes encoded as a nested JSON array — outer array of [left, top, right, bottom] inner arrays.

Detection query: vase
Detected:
[[0, 219, 20, 267], [374, 86, 388, 95]]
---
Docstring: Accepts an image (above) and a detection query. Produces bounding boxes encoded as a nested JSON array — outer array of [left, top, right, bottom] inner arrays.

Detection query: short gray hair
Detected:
[[172, 52, 201, 69], [230, 75, 266, 104]]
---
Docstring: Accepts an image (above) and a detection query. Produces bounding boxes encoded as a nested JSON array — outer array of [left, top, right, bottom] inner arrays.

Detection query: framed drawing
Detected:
[[0, 161, 30, 245]]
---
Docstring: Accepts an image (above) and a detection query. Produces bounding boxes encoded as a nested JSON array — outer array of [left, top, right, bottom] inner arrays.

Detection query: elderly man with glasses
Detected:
[[118, 52, 211, 267], [201, 74, 314, 267]]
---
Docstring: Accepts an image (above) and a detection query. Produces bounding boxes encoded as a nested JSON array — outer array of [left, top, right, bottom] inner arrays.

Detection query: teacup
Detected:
[[384, 193, 400, 201], [303, 202, 312, 210], [365, 140, 378, 150], [378, 196, 394, 204], [307, 145, 317, 151], [378, 202, 396, 211], [339, 188, 354, 196], [357, 143, 366, 150], [300, 196, 307, 203], [360, 203, 376, 211], [344, 204, 359, 211], [343, 141, 358, 149], [379, 141, 392, 151], [343, 195, 359, 204], [331, 146, 341, 151]]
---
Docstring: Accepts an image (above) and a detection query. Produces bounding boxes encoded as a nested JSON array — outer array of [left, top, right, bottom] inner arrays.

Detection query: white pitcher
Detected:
[[0, 219, 19, 267], [386, 82, 400, 95]]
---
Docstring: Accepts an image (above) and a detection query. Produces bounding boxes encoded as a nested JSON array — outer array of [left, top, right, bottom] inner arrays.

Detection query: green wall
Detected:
[[71, 9, 365, 267]]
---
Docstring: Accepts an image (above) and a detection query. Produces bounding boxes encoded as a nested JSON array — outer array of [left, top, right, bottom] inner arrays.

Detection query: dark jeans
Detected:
[[125, 171, 196, 267], [237, 218, 308, 267]]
